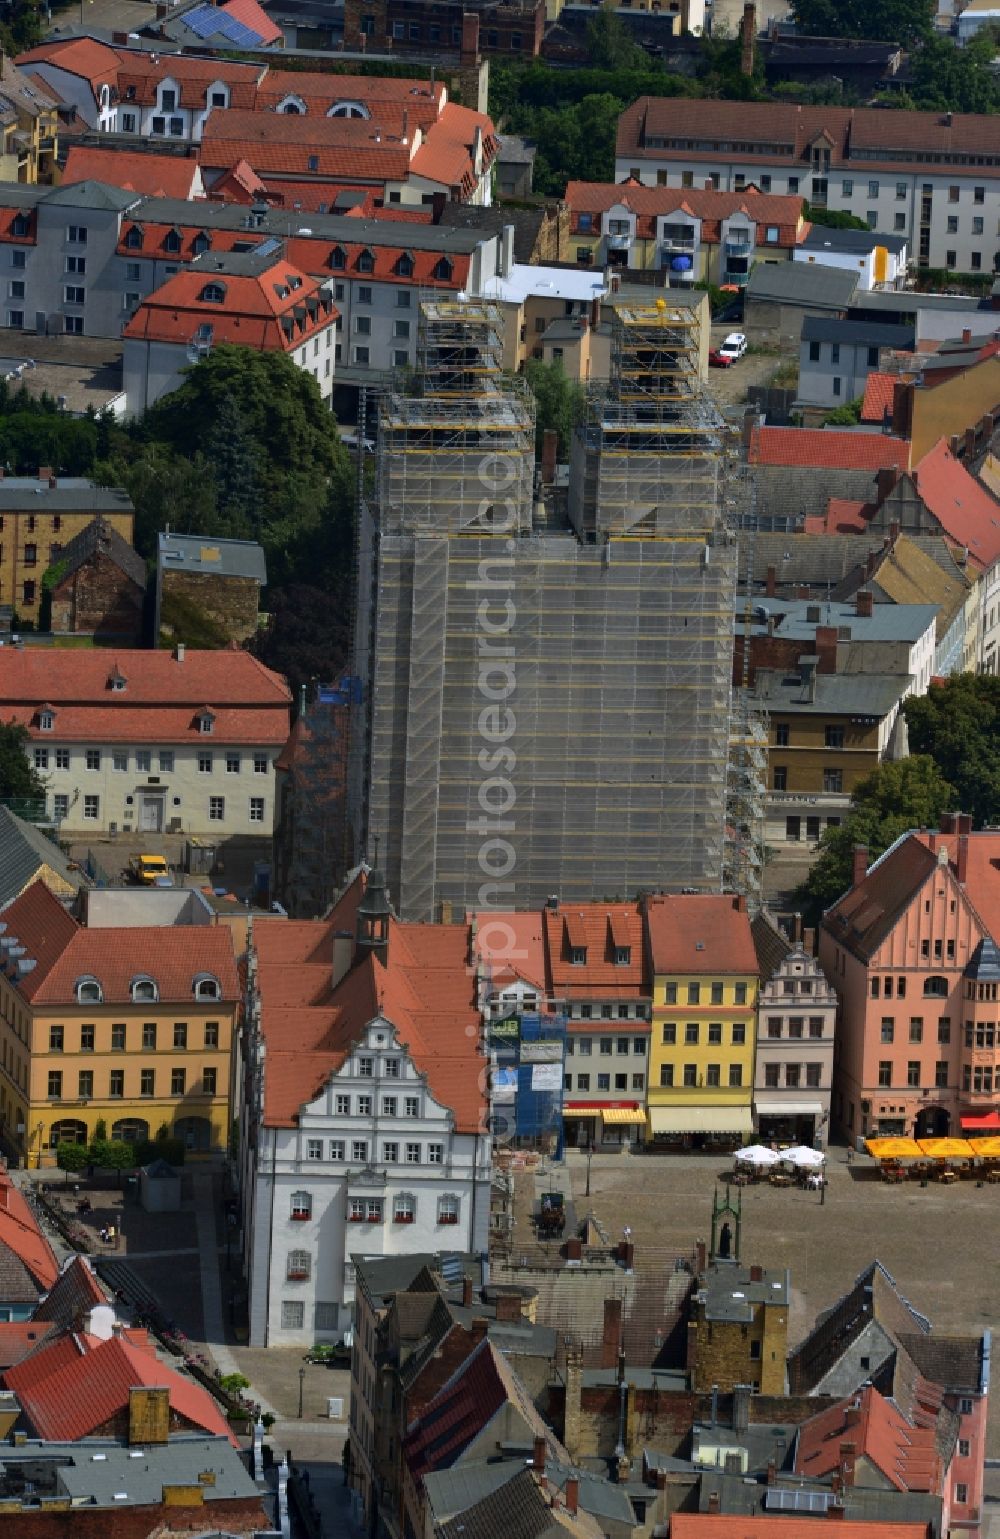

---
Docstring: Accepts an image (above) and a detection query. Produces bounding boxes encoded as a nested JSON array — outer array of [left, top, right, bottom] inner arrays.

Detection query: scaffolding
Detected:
[[723, 434, 767, 910], [377, 301, 535, 539], [354, 296, 750, 920]]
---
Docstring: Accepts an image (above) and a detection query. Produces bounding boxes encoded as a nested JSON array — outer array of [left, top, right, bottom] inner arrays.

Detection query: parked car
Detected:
[[128, 853, 172, 886], [718, 332, 747, 362], [708, 348, 734, 368]]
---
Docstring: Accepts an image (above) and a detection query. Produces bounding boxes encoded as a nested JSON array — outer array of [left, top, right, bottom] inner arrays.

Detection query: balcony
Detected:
[[723, 270, 750, 288], [606, 232, 632, 251], [724, 238, 753, 255], [660, 233, 696, 253]]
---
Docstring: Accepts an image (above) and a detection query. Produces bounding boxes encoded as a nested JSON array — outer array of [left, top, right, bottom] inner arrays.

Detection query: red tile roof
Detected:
[[794, 1385, 943, 1492], [257, 71, 445, 128], [544, 902, 647, 996], [4, 1328, 236, 1443], [0, 878, 239, 1006], [0, 1322, 55, 1368], [200, 108, 413, 180], [804, 497, 869, 535], [823, 835, 941, 960], [471, 910, 547, 992], [911, 438, 1000, 572], [645, 894, 757, 976], [114, 53, 265, 111], [862, 371, 899, 424], [672, 1520, 929, 1539], [918, 827, 1000, 954], [410, 103, 498, 198], [253, 872, 486, 1133], [209, 157, 268, 203], [749, 424, 910, 471], [0, 647, 290, 744], [62, 146, 202, 200], [123, 256, 337, 351], [618, 96, 1000, 180], [565, 179, 805, 247], [0, 1169, 59, 1292], [16, 37, 123, 97]]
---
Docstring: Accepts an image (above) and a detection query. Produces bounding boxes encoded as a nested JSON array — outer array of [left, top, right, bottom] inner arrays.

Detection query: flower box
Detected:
[[348, 1214, 366, 1223], [438, 1214, 459, 1225], [287, 1271, 309, 1280], [290, 1212, 311, 1221], [394, 1215, 414, 1224]]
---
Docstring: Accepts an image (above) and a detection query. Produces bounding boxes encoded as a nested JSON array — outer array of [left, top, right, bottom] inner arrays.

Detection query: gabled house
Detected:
[[0, 1168, 58, 1320], [46, 513, 146, 641]]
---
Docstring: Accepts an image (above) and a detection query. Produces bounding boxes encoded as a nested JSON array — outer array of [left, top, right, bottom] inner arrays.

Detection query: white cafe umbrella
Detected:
[[782, 1145, 826, 1168], [734, 1144, 781, 1167]]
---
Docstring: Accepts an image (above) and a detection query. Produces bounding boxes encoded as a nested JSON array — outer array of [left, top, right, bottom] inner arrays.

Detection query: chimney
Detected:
[[732, 1383, 751, 1434], [750, 1264, 763, 1282], [766, 564, 777, 597], [565, 1236, 582, 1261], [501, 222, 515, 278], [601, 1297, 623, 1369], [542, 428, 558, 485], [766, 1461, 776, 1485], [708, 1492, 721, 1514], [803, 927, 816, 955], [462, 1275, 473, 1308], [791, 912, 803, 943], [460, 11, 479, 63], [852, 845, 868, 886], [963, 327, 972, 343], [332, 930, 353, 988], [128, 1386, 170, 1446], [622, 1241, 635, 1271], [48, 474, 57, 489], [37, 466, 52, 482], [855, 589, 874, 618], [174, 642, 185, 663], [740, 1, 756, 75], [565, 1477, 579, 1515], [470, 1317, 489, 1342], [957, 833, 969, 884], [495, 1290, 523, 1323], [533, 1436, 547, 1477], [696, 1239, 707, 1274], [891, 378, 914, 439]]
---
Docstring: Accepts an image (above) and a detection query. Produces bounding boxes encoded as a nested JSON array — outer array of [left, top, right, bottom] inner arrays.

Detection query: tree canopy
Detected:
[[522, 359, 586, 458], [799, 755, 955, 913], [0, 722, 45, 804], [904, 675, 1000, 828], [790, 0, 933, 45]]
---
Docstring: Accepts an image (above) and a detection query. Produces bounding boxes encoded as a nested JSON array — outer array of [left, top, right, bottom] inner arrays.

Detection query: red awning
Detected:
[[960, 1111, 1000, 1130], [563, 1100, 640, 1111]]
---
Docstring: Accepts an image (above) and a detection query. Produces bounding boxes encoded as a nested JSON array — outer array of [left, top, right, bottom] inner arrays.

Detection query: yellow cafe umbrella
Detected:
[[917, 1138, 974, 1160], [865, 1137, 922, 1160], [970, 1137, 1000, 1158]]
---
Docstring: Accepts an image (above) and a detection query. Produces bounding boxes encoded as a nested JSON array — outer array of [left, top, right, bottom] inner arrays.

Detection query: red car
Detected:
[[709, 348, 734, 368]]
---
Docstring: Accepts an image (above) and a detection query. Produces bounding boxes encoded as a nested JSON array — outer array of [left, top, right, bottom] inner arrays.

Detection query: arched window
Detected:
[[434, 257, 453, 281], [286, 1249, 311, 1279], [278, 95, 306, 115], [164, 228, 182, 254], [76, 977, 102, 1004], [194, 974, 221, 1000], [49, 1118, 88, 1147], [125, 225, 143, 250], [131, 976, 158, 1003], [328, 100, 369, 119], [193, 232, 211, 254], [396, 252, 414, 278], [199, 283, 226, 304], [356, 248, 375, 273], [924, 976, 949, 997], [290, 1190, 312, 1220], [113, 1117, 149, 1144]]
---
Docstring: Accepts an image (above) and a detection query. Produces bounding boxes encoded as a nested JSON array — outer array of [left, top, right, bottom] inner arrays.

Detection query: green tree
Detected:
[[586, 4, 647, 69], [909, 32, 1000, 113], [0, 722, 44, 804], [93, 442, 218, 564], [822, 398, 863, 426], [523, 359, 586, 459], [55, 1142, 89, 1181], [802, 203, 870, 232], [800, 756, 955, 912], [204, 392, 261, 541], [791, 0, 933, 44], [904, 674, 1000, 827]]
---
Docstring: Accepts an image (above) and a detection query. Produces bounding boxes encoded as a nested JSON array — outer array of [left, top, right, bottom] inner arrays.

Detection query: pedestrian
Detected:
[[846, 1146, 854, 1166], [99, 1226, 108, 1243]]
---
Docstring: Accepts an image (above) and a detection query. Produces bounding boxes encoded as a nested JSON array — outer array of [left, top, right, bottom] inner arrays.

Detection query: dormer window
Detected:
[[109, 669, 127, 693], [198, 713, 214, 734], [76, 977, 102, 1004], [11, 214, 29, 238], [194, 974, 221, 1000], [571, 947, 587, 966], [193, 232, 211, 255], [131, 976, 158, 1002], [329, 246, 346, 270], [357, 248, 375, 273], [396, 251, 414, 277], [434, 257, 453, 281], [199, 283, 226, 304], [614, 946, 631, 966], [164, 229, 182, 255], [124, 225, 142, 250], [39, 711, 54, 732]]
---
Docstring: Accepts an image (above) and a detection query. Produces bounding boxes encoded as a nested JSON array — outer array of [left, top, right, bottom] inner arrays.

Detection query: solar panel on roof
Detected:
[[184, 2, 262, 42]]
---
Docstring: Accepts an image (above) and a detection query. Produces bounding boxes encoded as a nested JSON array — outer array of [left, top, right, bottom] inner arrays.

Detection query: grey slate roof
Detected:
[[0, 1244, 45, 1304], [697, 1469, 943, 1533], [754, 463, 879, 522], [750, 668, 912, 717], [747, 261, 857, 308], [740, 596, 940, 642], [497, 134, 537, 166], [745, 531, 965, 591], [436, 201, 554, 264], [353, 1252, 440, 1301], [0, 805, 84, 911], [548, 1460, 636, 1525], [751, 911, 794, 982], [0, 484, 134, 514], [125, 195, 496, 253], [0, 1434, 260, 1508], [436, 1466, 567, 1539], [801, 226, 908, 257], [54, 515, 146, 590], [896, 1332, 986, 1393], [158, 530, 267, 584], [42, 180, 142, 212], [701, 1263, 790, 1322], [425, 1460, 522, 1525], [800, 315, 914, 349]]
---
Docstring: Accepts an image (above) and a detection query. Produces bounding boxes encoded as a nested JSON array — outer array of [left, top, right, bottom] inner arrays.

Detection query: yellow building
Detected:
[[645, 895, 758, 1148], [0, 59, 59, 184], [0, 479, 134, 625], [0, 880, 239, 1167]]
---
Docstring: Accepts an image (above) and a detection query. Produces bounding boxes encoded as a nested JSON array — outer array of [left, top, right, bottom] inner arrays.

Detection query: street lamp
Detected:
[[298, 1366, 306, 1420], [586, 1148, 593, 1197]]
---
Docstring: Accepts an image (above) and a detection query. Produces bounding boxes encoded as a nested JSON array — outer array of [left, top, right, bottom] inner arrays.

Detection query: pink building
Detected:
[[820, 813, 1000, 1143]]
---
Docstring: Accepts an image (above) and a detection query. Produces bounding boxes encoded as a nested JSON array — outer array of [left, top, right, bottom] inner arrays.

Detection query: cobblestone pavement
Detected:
[[560, 1146, 1000, 1454]]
